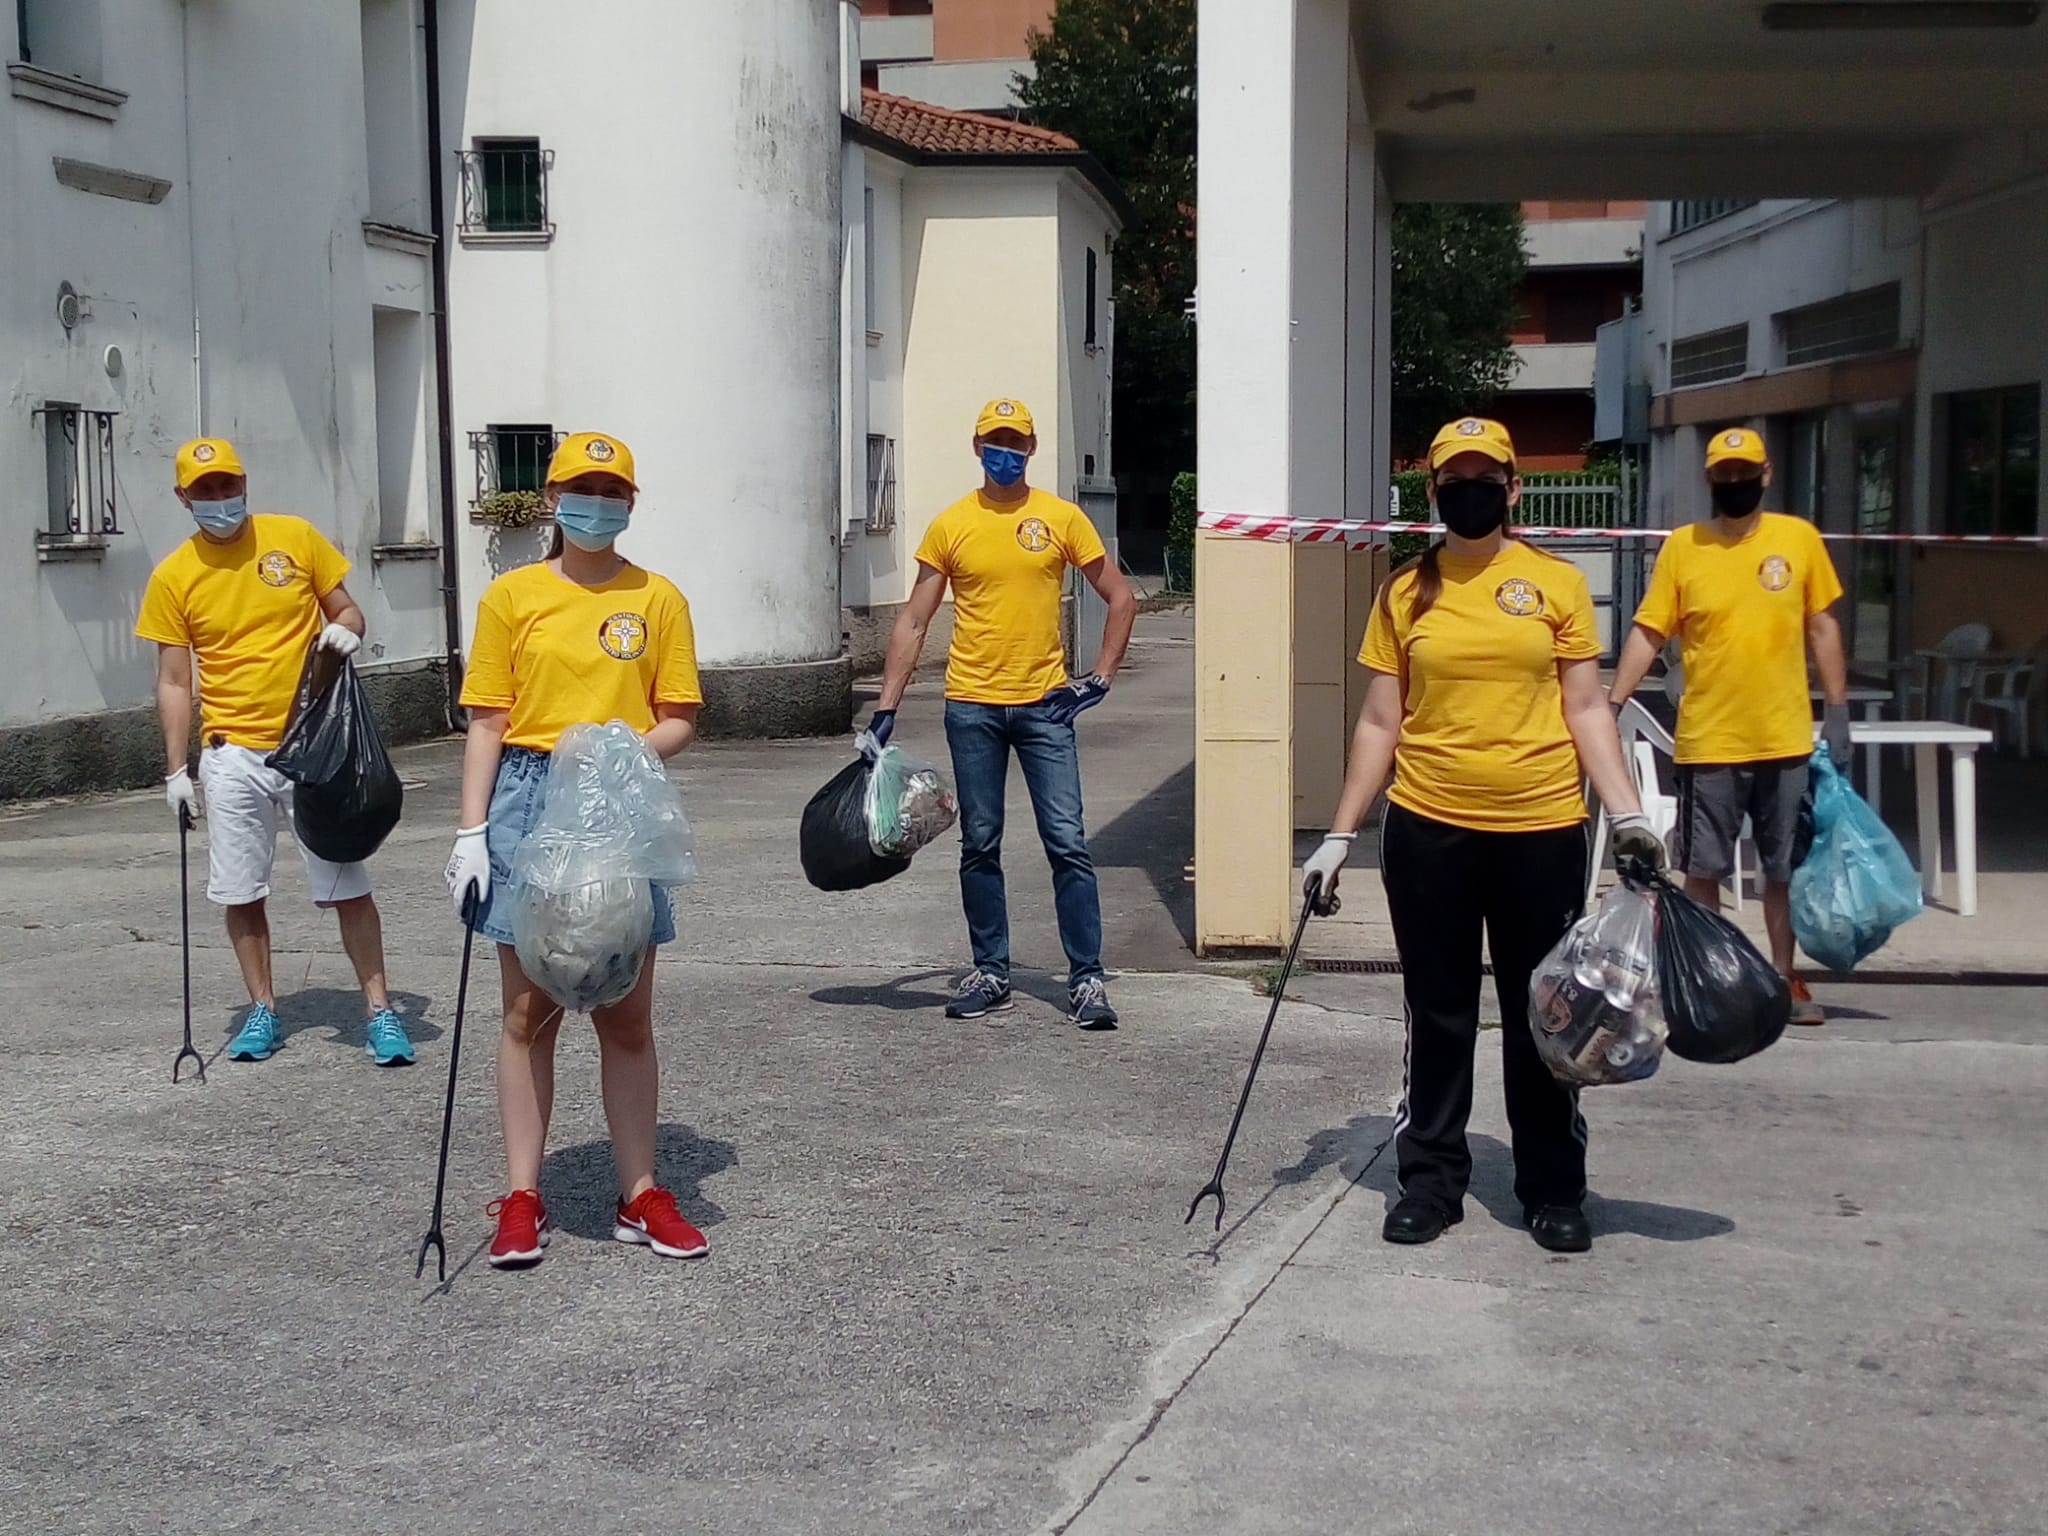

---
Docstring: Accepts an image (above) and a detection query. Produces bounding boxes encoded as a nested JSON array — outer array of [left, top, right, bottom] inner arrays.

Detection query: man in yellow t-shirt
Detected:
[[135, 438, 410, 1066], [1610, 426, 1849, 1023], [867, 398, 1137, 1028]]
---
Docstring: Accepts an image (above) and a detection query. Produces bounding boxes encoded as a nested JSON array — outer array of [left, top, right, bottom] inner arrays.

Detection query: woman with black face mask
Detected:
[[1301, 418, 1664, 1255]]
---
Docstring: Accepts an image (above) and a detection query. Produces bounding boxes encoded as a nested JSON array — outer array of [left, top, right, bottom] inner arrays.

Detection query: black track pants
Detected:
[[1380, 801, 1590, 1215]]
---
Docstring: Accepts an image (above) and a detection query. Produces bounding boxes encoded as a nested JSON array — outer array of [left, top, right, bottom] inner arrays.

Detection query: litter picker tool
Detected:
[[1185, 873, 1335, 1232], [417, 883, 480, 1282], [173, 805, 205, 1086]]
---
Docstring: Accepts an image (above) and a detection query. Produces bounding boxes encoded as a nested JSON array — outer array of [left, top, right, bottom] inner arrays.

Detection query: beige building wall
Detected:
[[899, 170, 1063, 584]]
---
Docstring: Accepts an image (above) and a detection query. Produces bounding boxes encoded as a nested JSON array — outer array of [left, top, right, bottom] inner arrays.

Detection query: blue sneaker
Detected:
[[227, 1003, 281, 1062], [365, 1009, 416, 1066]]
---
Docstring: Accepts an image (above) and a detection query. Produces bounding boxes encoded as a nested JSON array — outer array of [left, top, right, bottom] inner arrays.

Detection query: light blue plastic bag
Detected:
[[1790, 745, 1922, 972]]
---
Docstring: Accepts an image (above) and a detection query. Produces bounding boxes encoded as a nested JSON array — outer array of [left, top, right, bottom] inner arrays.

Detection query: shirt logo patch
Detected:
[[585, 436, 616, 463], [1758, 555, 1792, 592], [598, 611, 649, 661], [257, 551, 298, 588], [1016, 517, 1052, 553], [1495, 577, 1544, 617]]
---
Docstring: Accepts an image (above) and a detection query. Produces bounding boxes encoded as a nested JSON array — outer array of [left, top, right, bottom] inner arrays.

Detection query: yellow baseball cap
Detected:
[[1704, 427, 1767, 468], [975, 398, 1036, 439], [1427, 416, 1516, 470], [175, 437, 246, 489], [547, 431, 638, 490]]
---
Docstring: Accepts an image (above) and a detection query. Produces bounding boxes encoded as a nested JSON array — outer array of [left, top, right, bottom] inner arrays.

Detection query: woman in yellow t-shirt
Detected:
[[1302, 418, 1664, 1256], [441, 432, 710, 1272]]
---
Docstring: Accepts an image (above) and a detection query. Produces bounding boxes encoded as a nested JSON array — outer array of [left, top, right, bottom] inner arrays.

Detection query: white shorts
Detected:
[[197, 743, 373, 907]]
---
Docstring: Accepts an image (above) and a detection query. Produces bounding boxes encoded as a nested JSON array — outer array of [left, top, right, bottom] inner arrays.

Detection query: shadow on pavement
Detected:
[[247, 986, 439, 1051], [1091, 760, 1195, 952], [541, 1121, 737, 1240], [810, 969, 956, 1012]]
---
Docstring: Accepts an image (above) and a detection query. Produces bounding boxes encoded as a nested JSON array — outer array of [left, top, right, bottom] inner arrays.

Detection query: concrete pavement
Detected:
[[1, 611, 2042, 1534]]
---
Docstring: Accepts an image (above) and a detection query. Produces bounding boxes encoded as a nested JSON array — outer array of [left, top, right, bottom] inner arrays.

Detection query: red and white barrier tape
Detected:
[[1197, 512, 2047, 548]]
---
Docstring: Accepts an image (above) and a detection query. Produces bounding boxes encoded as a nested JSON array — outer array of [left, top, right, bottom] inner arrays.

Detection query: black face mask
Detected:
[[1710, 477, 1766, 517], [1435, 478, 1510, 539]]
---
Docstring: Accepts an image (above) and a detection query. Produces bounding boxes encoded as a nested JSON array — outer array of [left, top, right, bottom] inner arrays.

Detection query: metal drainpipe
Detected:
[[421, 0, 466, 726]]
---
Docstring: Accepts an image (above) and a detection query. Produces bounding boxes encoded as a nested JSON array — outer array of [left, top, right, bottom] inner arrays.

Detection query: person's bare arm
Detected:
[[1807, 609, 1848, 707], [1327, 672, 1404, 836], [319, 581, 367, 637], [1607, 623, 1666, 709], [877, 563, 948, 711], [458, 708, 511, 829], [645, 701, 700, 760], [1562, 657, 1643, 816], [156, 644, 194, 775], [1077, 557, 1137, 682]]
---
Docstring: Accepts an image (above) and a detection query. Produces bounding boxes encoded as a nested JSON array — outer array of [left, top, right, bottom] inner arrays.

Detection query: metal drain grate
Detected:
[[1300, 958, 1496, 976]]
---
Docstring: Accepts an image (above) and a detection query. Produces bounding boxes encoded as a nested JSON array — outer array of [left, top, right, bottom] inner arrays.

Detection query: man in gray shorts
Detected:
[[1609, 427, 1851, 1023]]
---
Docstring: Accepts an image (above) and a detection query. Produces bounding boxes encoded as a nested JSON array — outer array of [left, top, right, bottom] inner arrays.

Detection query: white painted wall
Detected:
[[0, 0, 444, 733], [440, 0, 844, 670]]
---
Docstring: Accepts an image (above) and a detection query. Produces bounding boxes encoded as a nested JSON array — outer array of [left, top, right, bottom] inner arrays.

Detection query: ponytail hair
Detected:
[[546, 523, 564, 559], [1376, 540, 1447, 627]]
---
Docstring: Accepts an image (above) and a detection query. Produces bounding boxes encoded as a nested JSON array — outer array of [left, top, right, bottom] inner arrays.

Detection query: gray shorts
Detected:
[[1673, 757, 1810, 885]]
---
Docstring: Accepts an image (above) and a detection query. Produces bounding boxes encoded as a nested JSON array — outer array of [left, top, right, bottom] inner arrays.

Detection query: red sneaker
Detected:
[[614, 1187, 708, 1259], [487, 1189, 551, 1268]]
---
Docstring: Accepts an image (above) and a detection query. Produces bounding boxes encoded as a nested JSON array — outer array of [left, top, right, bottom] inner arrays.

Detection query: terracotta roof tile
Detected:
[[860, 87, 1081, 158]]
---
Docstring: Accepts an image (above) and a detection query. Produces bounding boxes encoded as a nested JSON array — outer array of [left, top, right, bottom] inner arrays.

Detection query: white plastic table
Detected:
[[1844, 720, 1993, 917], [1815, 686, 1893, 804]]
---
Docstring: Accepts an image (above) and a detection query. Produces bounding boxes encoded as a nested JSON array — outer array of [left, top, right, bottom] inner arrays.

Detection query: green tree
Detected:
[[1018, 0, 1197, 514], [1389, 203, 1528, 461]]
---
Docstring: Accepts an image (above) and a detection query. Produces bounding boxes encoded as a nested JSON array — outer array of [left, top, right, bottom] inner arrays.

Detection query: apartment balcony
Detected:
[[861, 14, 934, 66], [1506, 341, 1598, 393], [1524, 217, 1641, 270]]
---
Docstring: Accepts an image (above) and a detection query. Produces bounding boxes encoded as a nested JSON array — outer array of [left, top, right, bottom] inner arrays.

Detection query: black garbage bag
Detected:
[[800, 757, 910, 892], [266, 645, 403, 865], [1643, 871, 1790, 1064]]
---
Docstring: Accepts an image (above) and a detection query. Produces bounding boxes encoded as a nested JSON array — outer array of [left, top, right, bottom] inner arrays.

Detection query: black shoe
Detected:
[[1525, 1203, 1592, 1253], [1382, 1196, 1460, 1245], [1068, 977, 1119, 1030], [944, 969, 1014, 1020]]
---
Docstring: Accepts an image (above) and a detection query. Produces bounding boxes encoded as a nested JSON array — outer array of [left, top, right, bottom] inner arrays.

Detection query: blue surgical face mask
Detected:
[[554, 492, 631, 550], [980, 444, 1028, 488], [190, 494, 249, 537]]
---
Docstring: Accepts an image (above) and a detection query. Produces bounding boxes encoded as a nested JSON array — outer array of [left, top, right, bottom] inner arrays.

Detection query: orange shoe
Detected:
[[615, 1187, 708, 1259], [1789, 977, 1825, 1026], [488, 1189, 551, 1269]]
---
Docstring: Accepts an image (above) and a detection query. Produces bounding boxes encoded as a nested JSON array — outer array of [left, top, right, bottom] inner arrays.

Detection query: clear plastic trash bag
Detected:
[[1530, 881, 1669, 1087], [864, 744, 958, 858], [1790, 744, 1922, 973], [509, 722, 697, 1011]]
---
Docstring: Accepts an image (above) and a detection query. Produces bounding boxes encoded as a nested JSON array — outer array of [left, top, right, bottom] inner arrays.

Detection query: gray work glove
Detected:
[[1821, 702, 1853, 769], [1610, 812, 1667, 874]]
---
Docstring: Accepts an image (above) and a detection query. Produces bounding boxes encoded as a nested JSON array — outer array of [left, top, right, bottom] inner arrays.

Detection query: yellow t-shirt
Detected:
[[1359, 540, 1602, 833], [460, 561, 702, 751], [134, 514, 352, 750], [913, 489, 1107, 704], [1632, 512, 1845, 765]]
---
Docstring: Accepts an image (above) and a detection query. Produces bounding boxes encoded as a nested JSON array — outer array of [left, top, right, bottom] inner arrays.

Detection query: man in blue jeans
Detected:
[[865, 398, 1137, 1027]]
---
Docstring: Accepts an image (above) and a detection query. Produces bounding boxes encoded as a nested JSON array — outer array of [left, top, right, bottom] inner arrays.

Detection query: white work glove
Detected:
[[1610, 812, 1667, 873], [317, 622, 362, 658], [445, 825, 490, 920], [1304, 832, 1353, 912], [165, 767, 198, 823]]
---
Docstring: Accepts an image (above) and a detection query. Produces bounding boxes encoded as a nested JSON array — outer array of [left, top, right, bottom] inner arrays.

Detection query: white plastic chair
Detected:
[[1601, 702, 1756, 907], [1897, 622, 1992, 718], [1969, 657, 2035, 756]]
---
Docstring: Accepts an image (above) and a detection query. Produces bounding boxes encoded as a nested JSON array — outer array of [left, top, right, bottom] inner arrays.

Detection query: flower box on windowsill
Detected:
[[36, 531, 111, 563], [469, 491, 550, 530]]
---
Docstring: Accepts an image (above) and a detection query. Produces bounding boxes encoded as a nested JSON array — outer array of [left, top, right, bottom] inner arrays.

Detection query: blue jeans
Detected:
[[943, 700, 1103, 985]]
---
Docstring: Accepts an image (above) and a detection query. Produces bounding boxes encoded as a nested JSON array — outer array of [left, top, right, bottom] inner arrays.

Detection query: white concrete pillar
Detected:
[[1194, 0, 1358, 949]]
